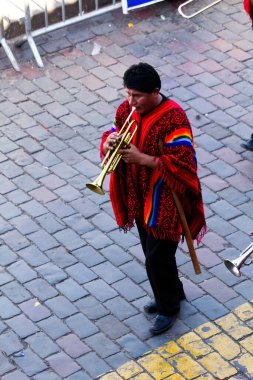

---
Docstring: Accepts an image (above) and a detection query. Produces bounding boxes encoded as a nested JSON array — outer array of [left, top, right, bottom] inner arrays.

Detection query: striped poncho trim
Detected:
[[145, 128, 195, 228], [144, 173, 164, 226]]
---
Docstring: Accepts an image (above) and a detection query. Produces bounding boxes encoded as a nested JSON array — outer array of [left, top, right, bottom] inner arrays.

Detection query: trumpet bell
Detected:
[[86, 182, 105, 195], [224, 242, 253, 277], [224, 259, 241, 277]]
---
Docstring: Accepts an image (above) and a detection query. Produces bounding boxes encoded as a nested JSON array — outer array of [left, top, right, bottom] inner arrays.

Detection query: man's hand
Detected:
[[119, 144, 158, 168], [119, 144, 143, 164], [103, 132, 120, 155]]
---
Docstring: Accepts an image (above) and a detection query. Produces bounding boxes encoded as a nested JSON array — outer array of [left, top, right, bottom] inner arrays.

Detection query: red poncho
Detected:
[[100, 99, 206, 244], [244, 0, 253, 28]]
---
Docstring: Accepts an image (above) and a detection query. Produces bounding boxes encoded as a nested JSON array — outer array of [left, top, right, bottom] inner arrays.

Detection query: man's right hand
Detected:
[[103, 132, 120, 155]]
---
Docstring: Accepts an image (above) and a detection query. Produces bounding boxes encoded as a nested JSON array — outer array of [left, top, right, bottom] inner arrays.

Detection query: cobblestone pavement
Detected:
[[0, 0, 253, 379]]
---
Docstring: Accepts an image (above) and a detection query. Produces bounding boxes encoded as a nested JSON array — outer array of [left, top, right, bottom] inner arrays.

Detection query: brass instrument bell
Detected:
[[224, 242, 253, 277]]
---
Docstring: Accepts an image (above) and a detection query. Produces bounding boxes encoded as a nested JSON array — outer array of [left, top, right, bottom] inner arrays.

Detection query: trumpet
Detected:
[[224, 242, 253, 277], [86, 109, 138, 195]]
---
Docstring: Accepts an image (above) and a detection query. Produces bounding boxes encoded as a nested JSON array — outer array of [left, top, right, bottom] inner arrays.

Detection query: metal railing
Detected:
[[178, 0, 222, 19], [0, 0, 121, 71]]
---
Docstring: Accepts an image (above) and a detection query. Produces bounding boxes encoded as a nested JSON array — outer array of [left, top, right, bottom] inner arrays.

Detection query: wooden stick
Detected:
[[172, 190, 201, 275]]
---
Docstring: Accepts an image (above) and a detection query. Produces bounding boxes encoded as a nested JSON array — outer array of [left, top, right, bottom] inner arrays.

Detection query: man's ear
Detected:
[[153, 88, 160, 96]]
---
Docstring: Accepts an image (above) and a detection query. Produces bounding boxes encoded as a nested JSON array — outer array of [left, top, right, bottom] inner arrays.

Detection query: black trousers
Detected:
[[137, 222, 185, 316]]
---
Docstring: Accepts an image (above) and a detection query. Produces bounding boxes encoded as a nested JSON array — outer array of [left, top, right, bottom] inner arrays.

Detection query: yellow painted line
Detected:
[[100, 302, 253, 379]]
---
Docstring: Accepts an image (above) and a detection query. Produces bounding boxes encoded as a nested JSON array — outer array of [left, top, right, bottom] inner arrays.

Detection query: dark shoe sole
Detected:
[[150, 315, 177, 335], [241, 143, 253, 151]]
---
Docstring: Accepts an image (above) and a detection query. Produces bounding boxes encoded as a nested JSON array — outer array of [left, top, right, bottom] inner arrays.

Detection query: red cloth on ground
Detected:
[[100, 99, 206, 244]]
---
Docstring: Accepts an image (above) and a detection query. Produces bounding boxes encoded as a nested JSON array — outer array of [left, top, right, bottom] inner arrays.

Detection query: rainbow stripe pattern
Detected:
[[165, 128, 195, 154], [144, 172, 164, 227], [144, 128, 196, 227], [110, 119, 116, 133]]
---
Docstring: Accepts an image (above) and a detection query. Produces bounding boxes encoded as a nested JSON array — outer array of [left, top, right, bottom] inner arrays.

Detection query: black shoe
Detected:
[[150, 314, 177, 335], [241, 134, 253, 151], [144, 301, 157, 314]]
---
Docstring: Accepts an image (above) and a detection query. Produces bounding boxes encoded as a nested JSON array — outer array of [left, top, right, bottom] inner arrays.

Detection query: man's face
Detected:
[[126, 88, 160, 114]]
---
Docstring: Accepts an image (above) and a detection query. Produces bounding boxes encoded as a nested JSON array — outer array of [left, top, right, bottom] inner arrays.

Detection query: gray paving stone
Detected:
[[207, 215, 237, 237], [63, 214, 93, 235], [45, 295, 78, 318], [37, 262, 67, 285], [8, 260, 37, 283], [0, 352, 15, 376], [117, 333, 150, 359], [191, 295, 229, 320], [0, 245, 17, 266], [65, 313, 98, 338], [66, 371, 92, 380], [46, 199, 76, 218], [124, 313, 153, 340], [12, 349, 48, 377], [218, 186, 249, 206], [46, 246, 78, 268], [76, 352, 111, 379], [104, 296, 138, 321], [1, 370, 30, 380], [83, 229, 113, 250], [95, 315, 129, 340], [84, 278, 118, 302], [46, 352, 81, 378], [0, 161, 23, 179], [6, 314, 39, 338], [0, 174, 16, 194], [25, 162, 50, 179], [85, 332, 119, 358], [0, 330, 24, 355], [33, 371, 61, 380], [28, 230, 59, 251], [19, 298, 51, 322], [70, 198, 100, 218], [0, 270, 14, 286], [206, 159, 237, 178], [112, 277, 145, 302], [119, 261, 148, 284], [57, 333, 91, 359], [73, 246, 105, 268], [54, 229, 85, 251], [1, 281, 32, 304], [200, 277, 238, 303], [92, 261, 125, 285], [230, 215, 253, 234], [38, 316, 71, 339], [65, 262, 97, 284], [75, 296, 110, 320], [100, 244, 131, 266], [17, 245, 49, 267], [11, 214, 40, 235], [25, 332, 59, 359], [25, 278, 58, 301], [108, 229, 140, 249], [36, 213, 65, 234]]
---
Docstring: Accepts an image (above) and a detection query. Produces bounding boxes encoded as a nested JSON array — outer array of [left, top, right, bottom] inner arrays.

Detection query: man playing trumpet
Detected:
[[100, 63, 206, 335]]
